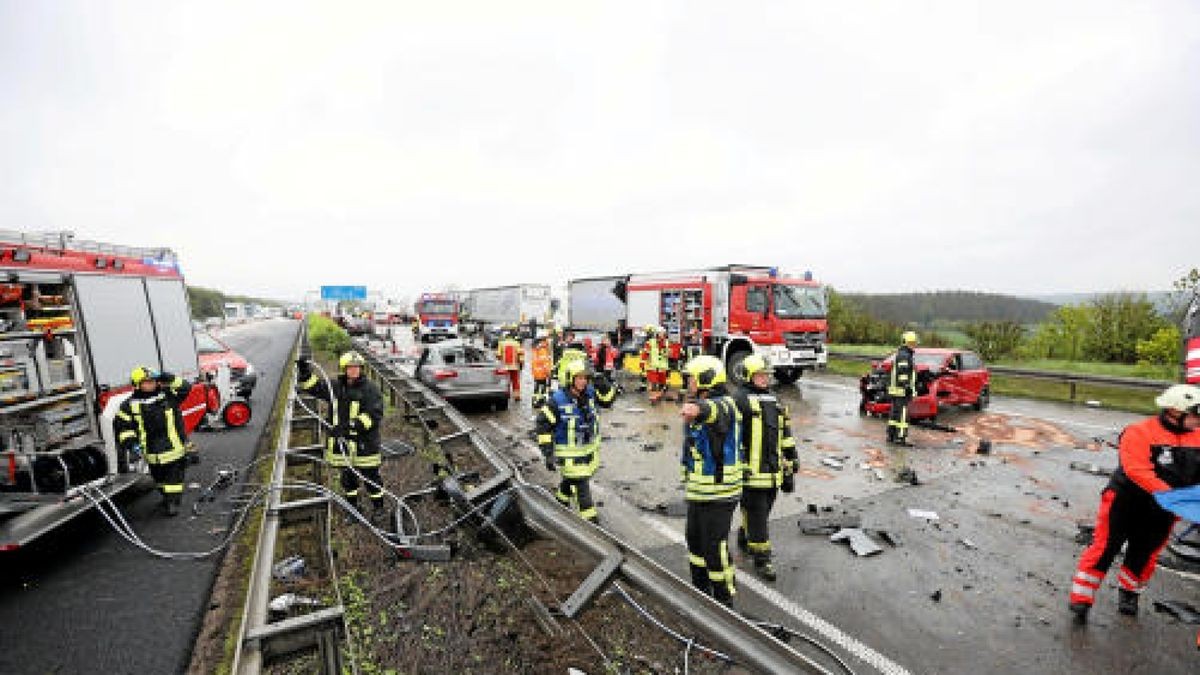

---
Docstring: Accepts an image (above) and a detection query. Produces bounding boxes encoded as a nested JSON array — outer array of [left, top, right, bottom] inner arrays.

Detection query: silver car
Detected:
[[416, 340, 512, 410]]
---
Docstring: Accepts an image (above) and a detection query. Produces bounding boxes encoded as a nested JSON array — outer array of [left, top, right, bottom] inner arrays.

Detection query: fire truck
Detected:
[[414, 292, 459, 342], [0, 230, 212, 550], [569, 265, 828, 384], [1185, 290, 1199, 385]]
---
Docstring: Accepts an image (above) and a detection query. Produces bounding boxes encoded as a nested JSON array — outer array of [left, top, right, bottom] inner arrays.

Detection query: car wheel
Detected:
[[494, 398, 509, 412], [973, 387, 990, 411]]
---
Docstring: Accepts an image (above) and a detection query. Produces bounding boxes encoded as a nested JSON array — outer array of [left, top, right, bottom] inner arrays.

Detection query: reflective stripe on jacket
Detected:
[[681, 395, 743, 502], [537, 382, 615, 479], [888, 345, 916, 397], [299, 371, 384, 468], [114, 375, 189, 464], [735, 389, 798, 489]]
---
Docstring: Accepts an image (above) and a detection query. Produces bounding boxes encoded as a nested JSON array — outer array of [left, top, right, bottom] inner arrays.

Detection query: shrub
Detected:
[[308, 314, 351, 356]]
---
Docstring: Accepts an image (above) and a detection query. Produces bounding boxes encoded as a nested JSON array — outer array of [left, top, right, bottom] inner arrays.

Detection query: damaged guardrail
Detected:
[[353, 338, 831, 674]]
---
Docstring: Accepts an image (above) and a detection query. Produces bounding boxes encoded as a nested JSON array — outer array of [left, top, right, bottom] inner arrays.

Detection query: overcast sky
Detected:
[[1, 1, 1197, 303]]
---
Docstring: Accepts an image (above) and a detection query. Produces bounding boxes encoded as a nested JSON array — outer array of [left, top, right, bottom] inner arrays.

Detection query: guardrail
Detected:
[[829, 350, 1171, 400], [353, 339, 832, 675]]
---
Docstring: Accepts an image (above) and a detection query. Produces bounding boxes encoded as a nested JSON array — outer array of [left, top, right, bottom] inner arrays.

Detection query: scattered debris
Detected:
[[1153, 600, 1200, 624], [1069, 461, 1113, 477], [872, 530, 900, 547], [976, 439, 992, 455], [806, 504, 819, 515], [625, 407, 646, 413], [907, 508, 940, 521], [830, 528, 883, 557], [895, 467, 920, 485], [960, 538, 979, 550], [797, 513, 863, 535], [268, 593, 322, 615], [271, 555, 306, 582], [872, 468, 887, 482], [641, 442, 662, 452], [609, 421, 627, 428], [930, 589, 942, 603], [820, 457, 845, 470]]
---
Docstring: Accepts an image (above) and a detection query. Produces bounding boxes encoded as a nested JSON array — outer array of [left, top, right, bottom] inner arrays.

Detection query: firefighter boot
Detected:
[[369, 498, 389, 527], [690, 563, 712, 597], [754, 555, 777, 582], [1069, 601, 1090, 624], [165, 494, 181, 517], [736, 527, 749, 553], [1118, 589, 1140, 616]]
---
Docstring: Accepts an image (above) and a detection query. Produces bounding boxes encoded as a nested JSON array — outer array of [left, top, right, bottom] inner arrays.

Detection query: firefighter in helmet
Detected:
[[538, 357, 615, 522], [297, 351, 387, 520], [496, 328, 524, 401], [114, 367, 191, 516], [680, 355, 744, 607], [731, 354, 798, 581], [887, 331, 918, 446], [1069, 384, 1200, 622]]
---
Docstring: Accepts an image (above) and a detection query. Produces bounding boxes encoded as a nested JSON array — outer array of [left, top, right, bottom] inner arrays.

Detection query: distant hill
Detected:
[[1028, 291, 1174, 314], [843, 291, 1057, 325]]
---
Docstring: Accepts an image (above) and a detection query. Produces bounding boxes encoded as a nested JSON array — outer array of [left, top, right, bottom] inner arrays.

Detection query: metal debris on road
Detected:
[[895, 467, 920, 485], [930, 589, 942, 602], [820, 457, 845, 470], [797, 513, 863, 535], [271, 555, 306, 582], [976, 439, 992, 455], [1069, 461, 1113, 476], [907, 508, 940, 521], [830, 528, 883, 557], [625, 407, 646, 413], [268, 592, 322, 614], [641, 442, 662, 452], [960, 538, 979, 550]]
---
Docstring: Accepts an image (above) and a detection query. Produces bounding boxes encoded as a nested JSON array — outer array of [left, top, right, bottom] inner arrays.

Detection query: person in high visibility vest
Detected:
[[537, 359, 615, 522], [1069, 384, 1200, 623], [114, 367, 192, 516], [530, 338, 553, 408], [680, 355, 744, 607], [887, 331, 918, 446], [646, 326, 669, 404], [731, 355, 798, 581], [297, 352, 387, 519], [496, 330, 524, 400]]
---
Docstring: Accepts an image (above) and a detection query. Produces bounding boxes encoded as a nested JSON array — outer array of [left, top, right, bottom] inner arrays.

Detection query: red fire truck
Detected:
[[1185, 291, 1199, 385], [0, 230, 211, 550], [570, 265, 828, 384], [414, 292, 459, 342]]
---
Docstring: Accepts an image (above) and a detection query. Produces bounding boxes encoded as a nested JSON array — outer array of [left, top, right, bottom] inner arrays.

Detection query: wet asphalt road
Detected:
[[466, 350, 1200, 675], [0, 319, 298, 675]]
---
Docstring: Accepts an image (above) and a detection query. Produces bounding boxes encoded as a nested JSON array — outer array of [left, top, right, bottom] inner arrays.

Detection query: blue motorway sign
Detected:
[[320, 285, 367, 301]]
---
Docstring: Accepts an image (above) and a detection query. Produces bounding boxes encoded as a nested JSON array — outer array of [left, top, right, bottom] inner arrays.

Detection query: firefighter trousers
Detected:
[[149, 458, 186, 505], [686, 498, 738, 605], [505, 370, 521, 397], [738, 487, 778, 563], [887, 395, 911, 443], [532, 378, 550, 407], [1070, 487, 1177, 606], [555, 475, 597, 521]]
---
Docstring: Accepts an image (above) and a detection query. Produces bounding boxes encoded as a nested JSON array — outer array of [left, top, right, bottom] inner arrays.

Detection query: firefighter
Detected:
[[537, 358, 615, 523], [496, 330, 524, 401], [887, 331, 918, 446], [646, 326, 668, 404], [114, 367, 191, 516], [530, 337, 553, 408], [1068, 384, 1200, 622], [297, 352, 387, 519], [732, 355, 798, 581], [680, 355, 744, 607]]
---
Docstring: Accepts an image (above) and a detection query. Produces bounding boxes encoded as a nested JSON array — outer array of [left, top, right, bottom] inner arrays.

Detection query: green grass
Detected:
[[828, 344, 1176, 381]]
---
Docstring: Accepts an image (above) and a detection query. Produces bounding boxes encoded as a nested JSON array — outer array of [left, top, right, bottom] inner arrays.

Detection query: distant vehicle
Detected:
[[461, 285, 552, 335], [203, 317, 222, 330], [195, 331, 257, 398], [859, 347, 991, 420], [414, 293, 460, 342], [415, 339, 510, 410], [224, 302, 248, 325]]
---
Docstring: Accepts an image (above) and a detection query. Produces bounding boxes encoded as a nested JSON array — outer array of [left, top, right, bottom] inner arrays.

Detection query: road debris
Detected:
[[907, 508, 940, 521], [641, 442, 662, 452], [873, 468, 887, 481], [960, 538, 979, 550], [895, 467, 920, 485], [797, 513, 863, 535], [830, 528, 883, 557], [1069, 461, 1113, 476], [820, 457, 845, 470], [268, 593, 322, 615], [625, 407, 646, 413], [976, 439, 992, 455], [271, 555, 306, 582], [930, 589, 942, 603]]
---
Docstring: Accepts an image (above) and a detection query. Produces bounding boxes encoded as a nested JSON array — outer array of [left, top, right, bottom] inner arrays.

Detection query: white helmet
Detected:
[[1155, 384, 1200, 413]]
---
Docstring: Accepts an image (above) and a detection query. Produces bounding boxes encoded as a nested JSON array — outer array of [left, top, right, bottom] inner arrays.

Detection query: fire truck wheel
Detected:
[[222, 400, 252, 427]]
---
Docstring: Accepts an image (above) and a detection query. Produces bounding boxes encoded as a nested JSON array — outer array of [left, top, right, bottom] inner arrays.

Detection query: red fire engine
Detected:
[[0, 230, 211, 550], [414, 292, 459, 342], [1185, 291, 1199, 385]]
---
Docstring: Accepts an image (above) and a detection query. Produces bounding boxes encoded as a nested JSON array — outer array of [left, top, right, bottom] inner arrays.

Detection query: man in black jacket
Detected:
[[114, 367, 192, 516], [298, 351, 387, 518], [887, 332, 918, 446]]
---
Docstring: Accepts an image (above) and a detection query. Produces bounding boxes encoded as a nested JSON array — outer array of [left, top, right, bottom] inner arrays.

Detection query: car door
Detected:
[[958, 351, 987, 400], [464, 345, 506, 392]]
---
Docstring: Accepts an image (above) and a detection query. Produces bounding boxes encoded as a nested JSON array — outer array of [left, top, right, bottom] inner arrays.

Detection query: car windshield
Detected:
[[773, 284, 826, 319], [420, 301, 456, 314], [914, 353, 949, 369], [195, 332, 228, 354]]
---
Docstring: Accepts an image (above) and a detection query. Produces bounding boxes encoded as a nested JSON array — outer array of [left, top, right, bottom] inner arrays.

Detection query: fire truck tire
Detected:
[[222, 400, 252, 427], [973, 387, 990, 411], [774, 368, 801, 385]]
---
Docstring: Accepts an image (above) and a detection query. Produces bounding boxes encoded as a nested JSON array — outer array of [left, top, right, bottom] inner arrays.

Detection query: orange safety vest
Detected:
[[532, 343, 552, 380]]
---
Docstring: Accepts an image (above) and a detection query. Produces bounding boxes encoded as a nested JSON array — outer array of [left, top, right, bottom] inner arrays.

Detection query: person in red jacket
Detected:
[[1069, 384, 1200, 622]]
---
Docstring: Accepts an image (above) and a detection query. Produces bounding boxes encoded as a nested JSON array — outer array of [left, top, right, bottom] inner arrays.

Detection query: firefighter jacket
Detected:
[[1108, 414, 1200, 495], [114, 373, 190, 465], [888, 345, 916, 397], [647, 337, 668, 371], [681, 388, 744, 502], [497, 338, 523, 371], [299, 369, 384, 468], [537, 379, 615, 479], [531, 343, 552, 381], [733, 385, 798, 489]]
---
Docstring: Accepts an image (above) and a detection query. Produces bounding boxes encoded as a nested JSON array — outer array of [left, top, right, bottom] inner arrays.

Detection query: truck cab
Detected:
[[728, 274, 828, 381], [415, 294, 459, 343]]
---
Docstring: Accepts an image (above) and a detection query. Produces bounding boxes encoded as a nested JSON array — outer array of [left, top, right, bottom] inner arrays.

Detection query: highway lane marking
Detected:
[[801, 379, 1124, 433], [640, 516, 913, 675]]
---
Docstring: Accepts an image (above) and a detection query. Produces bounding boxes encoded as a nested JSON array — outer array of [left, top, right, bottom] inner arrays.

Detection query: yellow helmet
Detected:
[[644, 324, 657, 335], [339, 352, 366, 370], [739, 354, 769, 381], [684, 355, 726, 390], [558, 353, 590, 384], [130, 365, 155, 386], [902, 331, 918, 346]]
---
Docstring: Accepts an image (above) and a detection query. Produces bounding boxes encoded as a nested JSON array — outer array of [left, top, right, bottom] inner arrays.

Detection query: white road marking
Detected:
[[640, 517, 913, 675]]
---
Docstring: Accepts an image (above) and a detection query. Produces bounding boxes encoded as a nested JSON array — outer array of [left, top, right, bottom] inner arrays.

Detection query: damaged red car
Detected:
[[859, 348, 990, 420]]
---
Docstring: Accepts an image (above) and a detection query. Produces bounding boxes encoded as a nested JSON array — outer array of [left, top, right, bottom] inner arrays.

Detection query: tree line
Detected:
[[187, 285, 282, 320]]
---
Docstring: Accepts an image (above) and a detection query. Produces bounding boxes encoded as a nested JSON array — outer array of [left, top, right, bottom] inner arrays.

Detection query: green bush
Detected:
[[1136, 326, 1180, 367], [308, 314, 350, 356]]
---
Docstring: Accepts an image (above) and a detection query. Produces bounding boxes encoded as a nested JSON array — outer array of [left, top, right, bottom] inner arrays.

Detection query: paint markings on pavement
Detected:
[[641, 516, 913, 675]]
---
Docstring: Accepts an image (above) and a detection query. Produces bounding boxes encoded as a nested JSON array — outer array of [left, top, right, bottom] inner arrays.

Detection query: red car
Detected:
[[195, 331, 257, 398], [859, 348, 990, 420]]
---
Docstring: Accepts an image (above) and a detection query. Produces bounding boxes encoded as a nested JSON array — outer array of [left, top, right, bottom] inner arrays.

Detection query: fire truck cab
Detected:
[[621, 265, 827, 384], [414, 293, 459, 343], [1185, 291, 1199, 385], [0, 230, 210, 550]]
